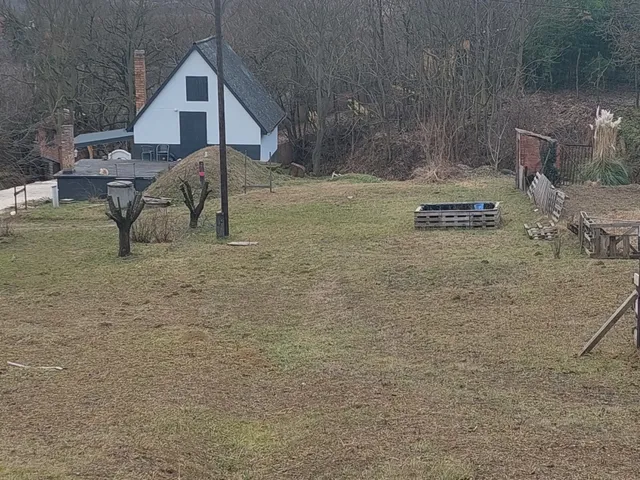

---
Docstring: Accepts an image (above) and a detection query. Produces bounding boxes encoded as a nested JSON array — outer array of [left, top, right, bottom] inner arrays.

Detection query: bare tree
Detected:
[[106, 192, 146, 257], [180, 180, 212, 229], [605, 0, 640, 107]]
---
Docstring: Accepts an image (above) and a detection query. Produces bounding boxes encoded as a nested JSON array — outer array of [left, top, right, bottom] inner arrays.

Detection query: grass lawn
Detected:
[[1, 177, 640, 479]]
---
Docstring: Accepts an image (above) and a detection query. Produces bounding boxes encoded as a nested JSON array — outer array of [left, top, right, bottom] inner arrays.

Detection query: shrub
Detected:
[[132, 209, 180, 243], [328, 173, 383, 183], [0, 214, 15, 238], [581, 158, 630, 185], [582, 108, 630, 186]]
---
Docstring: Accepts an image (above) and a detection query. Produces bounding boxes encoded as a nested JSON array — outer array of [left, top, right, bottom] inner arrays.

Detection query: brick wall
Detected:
[[36, 110, 75, 172], [60, 124, 75, 172], [518, 134, 542, 172], [134, 50, 147, 114], [37, 127, 60, 163]]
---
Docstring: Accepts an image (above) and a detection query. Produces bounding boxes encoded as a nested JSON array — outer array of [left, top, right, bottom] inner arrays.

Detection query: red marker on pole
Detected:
[[199, 161, 205, 187]]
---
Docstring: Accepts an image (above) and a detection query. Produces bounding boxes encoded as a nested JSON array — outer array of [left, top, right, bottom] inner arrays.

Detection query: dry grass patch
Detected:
[[2, 177, 640, 479], [146, 146, 282, 199]]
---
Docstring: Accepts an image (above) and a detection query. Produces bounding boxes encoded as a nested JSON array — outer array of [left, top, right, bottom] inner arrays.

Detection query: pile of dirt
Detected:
[[146, 147, 278, 199]]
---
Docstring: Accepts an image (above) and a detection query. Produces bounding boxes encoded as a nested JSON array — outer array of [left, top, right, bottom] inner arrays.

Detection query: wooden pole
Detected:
[[635, 273, 640, 349], [243, 155, 247, 194], [199, 161, 205, 188], [215, 0, 229, 237], [23, 182, 27, 210], [14, 186, 17, 213], [580, 291, 638, 356]]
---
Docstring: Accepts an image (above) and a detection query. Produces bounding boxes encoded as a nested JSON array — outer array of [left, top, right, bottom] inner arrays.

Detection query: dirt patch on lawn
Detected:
[[564, 183, 640, 221]]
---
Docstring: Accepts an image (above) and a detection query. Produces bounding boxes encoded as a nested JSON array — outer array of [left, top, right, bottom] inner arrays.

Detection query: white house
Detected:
[[126, 37, 285, 162]]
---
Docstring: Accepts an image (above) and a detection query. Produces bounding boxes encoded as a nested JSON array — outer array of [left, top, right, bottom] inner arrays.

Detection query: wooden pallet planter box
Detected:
[[578, 211, 640, 259], [415, 202, 501, 229]]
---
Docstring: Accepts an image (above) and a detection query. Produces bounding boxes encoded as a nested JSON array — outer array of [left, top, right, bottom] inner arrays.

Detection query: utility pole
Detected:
[[215, 0, 229, 237]]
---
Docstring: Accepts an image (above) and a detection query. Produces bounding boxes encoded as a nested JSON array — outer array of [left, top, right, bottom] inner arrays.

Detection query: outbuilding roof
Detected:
[[74, 129, 133, 148], [56, 159, 172, 178]]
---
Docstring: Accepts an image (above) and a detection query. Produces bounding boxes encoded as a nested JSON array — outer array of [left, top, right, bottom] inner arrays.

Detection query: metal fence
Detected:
[[557, 144, 593, 185]]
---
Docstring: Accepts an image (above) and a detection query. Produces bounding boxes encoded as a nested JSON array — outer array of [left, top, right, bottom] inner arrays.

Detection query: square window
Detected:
[[186, 76, 208, 101]]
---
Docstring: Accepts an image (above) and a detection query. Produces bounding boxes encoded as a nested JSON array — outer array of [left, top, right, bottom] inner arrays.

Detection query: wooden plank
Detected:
[[515, 128, 556, 143], [580, 291, 638, 356], [636, 282, 640, 349], [588, 221, 640, 228], [415, 203, 501, 229]]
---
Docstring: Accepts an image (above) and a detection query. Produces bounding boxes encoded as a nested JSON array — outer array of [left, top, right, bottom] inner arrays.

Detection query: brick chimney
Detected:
[[134, 50, 147, 114], [59, 121, 75, 173]]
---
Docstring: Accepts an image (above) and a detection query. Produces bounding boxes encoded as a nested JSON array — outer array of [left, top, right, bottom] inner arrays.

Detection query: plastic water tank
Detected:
[[107, 180, 135, 210]]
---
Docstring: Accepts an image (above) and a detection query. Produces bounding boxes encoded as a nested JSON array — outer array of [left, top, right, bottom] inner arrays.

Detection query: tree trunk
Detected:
[[481, 1, 491, 108], [189, 212, 199, 229], [106, 192, 145, 258], [575, 48, 581, 98], [312, 124, 325, 175], [633, 64, 640, 108], [180, 180, 212, 229], [513, 0, 525, 94], [312, 81, 327, 175], [119, 227, 131, 257]]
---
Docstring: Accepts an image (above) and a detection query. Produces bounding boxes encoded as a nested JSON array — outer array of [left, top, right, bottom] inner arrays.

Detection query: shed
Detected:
[[55, 159, 172, 200]]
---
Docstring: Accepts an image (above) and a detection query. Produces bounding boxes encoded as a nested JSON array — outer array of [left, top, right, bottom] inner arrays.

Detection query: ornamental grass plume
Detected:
[[583, 107, 629, 185]]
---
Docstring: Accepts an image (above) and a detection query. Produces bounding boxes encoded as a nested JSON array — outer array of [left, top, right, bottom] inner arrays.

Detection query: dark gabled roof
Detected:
[[194, 37, 285, 134], [128, 38, 285, 135], [74, 128, 133, 148]]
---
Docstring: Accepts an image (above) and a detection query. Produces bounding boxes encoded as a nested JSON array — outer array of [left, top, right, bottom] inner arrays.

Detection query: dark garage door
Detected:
[[180, 112, 207, 157]]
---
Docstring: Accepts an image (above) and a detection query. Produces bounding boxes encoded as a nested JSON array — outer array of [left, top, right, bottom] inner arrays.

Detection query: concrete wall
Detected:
[[133, 50, 262, 147]]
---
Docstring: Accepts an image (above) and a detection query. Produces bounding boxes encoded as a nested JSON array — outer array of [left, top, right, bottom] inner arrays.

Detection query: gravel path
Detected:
[[0, 180, 56, 212]]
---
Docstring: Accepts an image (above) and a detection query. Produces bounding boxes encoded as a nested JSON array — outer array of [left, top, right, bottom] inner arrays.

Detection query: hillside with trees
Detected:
[[1, 0, 639, 183]]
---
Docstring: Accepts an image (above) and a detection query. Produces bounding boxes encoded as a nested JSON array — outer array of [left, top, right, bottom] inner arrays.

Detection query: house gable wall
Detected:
[[133, 50, 262, 151]]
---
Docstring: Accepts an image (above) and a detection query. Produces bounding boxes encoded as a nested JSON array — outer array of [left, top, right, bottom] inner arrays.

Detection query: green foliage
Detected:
[[328, 173, 383, 183], [581, 157, 630, 185], [541, 142, 559, 185], [619, 107, 640, 181], [524, 0, 614, 90]]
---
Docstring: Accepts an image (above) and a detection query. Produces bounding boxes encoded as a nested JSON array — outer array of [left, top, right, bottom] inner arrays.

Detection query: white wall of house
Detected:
[[260, 127, 278, 161], [133, 49, 262, 146]]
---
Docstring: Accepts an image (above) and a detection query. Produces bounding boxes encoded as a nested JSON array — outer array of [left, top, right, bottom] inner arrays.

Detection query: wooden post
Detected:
[[216, 211, 224, 238], [635, 273, 640, 349], [215, 0, 229, 237], [578, 213, 584, 252], [243, 156, 247, 194], [23, 182, 27, 210], [580, 290, 638, 356], [14, 186, 17, 212], [199, 161, 205, 188]]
